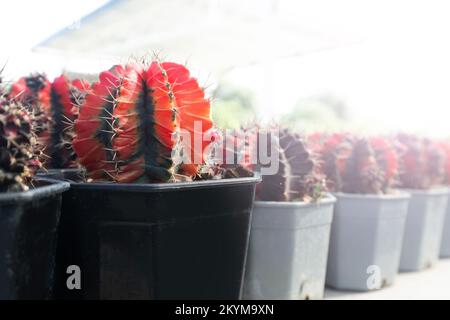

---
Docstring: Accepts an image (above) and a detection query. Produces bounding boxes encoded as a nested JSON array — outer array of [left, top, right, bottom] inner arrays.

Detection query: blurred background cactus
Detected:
[[0, 87, 42, 192], [9, 73, 90, 169], [340, 138, 384, 194], [311, 132, 353, 192], [316, 134, 400, 194], [256, 128, 326, 202], [396, 134, 446, 189], [369, 137, 400, 192]]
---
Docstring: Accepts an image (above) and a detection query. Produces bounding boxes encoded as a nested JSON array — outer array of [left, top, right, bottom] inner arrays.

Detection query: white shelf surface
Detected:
[[325, 259, 450, 300]]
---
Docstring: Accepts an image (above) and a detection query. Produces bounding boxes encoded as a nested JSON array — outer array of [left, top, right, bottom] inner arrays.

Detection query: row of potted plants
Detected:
[[245, 131, 450, 298], [0, 75, 70, 299], [0, 62, 260, 300], [2, 61, 450, 299], [317, 133, 450, 292]]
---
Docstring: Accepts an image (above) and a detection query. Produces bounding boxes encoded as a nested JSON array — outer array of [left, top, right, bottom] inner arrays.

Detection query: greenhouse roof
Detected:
[[34, 0, 367, 73]]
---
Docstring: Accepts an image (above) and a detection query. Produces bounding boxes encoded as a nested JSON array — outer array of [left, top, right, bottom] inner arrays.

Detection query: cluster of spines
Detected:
[[0, 101, 42, 192], [9, 73, 52, 150]]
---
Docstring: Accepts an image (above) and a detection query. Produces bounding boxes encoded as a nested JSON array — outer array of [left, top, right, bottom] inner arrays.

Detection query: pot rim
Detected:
[[398, 187, 450, 196], [63, 175, 261, 192], [333, 190, 411, 200], [0, 179, 70, 204], [254, 193, 336, 208], [37, 168, 82, 174]]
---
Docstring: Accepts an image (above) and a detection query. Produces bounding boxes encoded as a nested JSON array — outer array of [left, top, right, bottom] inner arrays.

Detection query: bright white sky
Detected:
[[1, 0, 109, 50], [1, 0, 450, 137], [225, 0, 450, 137], [0, 0, 110, 78]]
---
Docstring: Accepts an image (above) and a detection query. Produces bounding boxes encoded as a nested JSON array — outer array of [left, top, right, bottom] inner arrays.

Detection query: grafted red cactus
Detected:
[[9, 73, 90, 168], [396, 134, 446, 189], [395, 134, 424, 189], [316, 134, 399, 194], [9, 73, 52, 110], [9, 73, 52, 146], [314, 133, 353, 192], [369, 137, 399, 193], [49, 75, 90, 168], [73, 61, 213, 183], [341, 138, 384, 194], [424, 138, 446, 187], [257, 129, 326, 202]]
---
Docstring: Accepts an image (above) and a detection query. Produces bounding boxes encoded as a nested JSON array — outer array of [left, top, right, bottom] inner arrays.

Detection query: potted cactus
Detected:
[[53, 61, 259, 300], [0, 84, 69, 299], [9, 73, 90, 170], [439, 141, 450, 258], [243, 129, 335, 300], [323, 134, 410, 291], [396, 134, 449, 271]]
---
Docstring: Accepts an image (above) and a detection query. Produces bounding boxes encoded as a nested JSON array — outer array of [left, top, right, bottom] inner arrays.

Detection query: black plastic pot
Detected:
[[0, 179, 70, 299], [53, 173, 259, 300]]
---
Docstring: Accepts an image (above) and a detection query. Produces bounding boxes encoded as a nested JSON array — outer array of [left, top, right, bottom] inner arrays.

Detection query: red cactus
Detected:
[[9, 73, 52, 112], [316, 134, 399, 194], [396, 134, 446, 189], [369, 137, 399, 191], [306, 132, 327, 154], [9, 74, 52, 148], [73, 61, 213, 183], [9, 73, 90, 168], [164, 62, 213, 177], [315, 133, 353, 191], [50, 75, 90, 168], [339, 138, 383, 194], [423, 138, 446, 187]]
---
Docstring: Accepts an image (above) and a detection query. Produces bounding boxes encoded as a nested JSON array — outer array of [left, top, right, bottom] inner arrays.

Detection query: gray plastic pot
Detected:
[[243, 195, 336, 300], [440, 196, 450, 258], [326, 192, 410, 291], [399, 188, 449, 271]]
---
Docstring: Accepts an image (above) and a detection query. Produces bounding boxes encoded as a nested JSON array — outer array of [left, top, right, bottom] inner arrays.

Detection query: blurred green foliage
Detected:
[[212, 84, 352, 133], [279, 94, 349, 133], [212, 83, 256, 129]]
